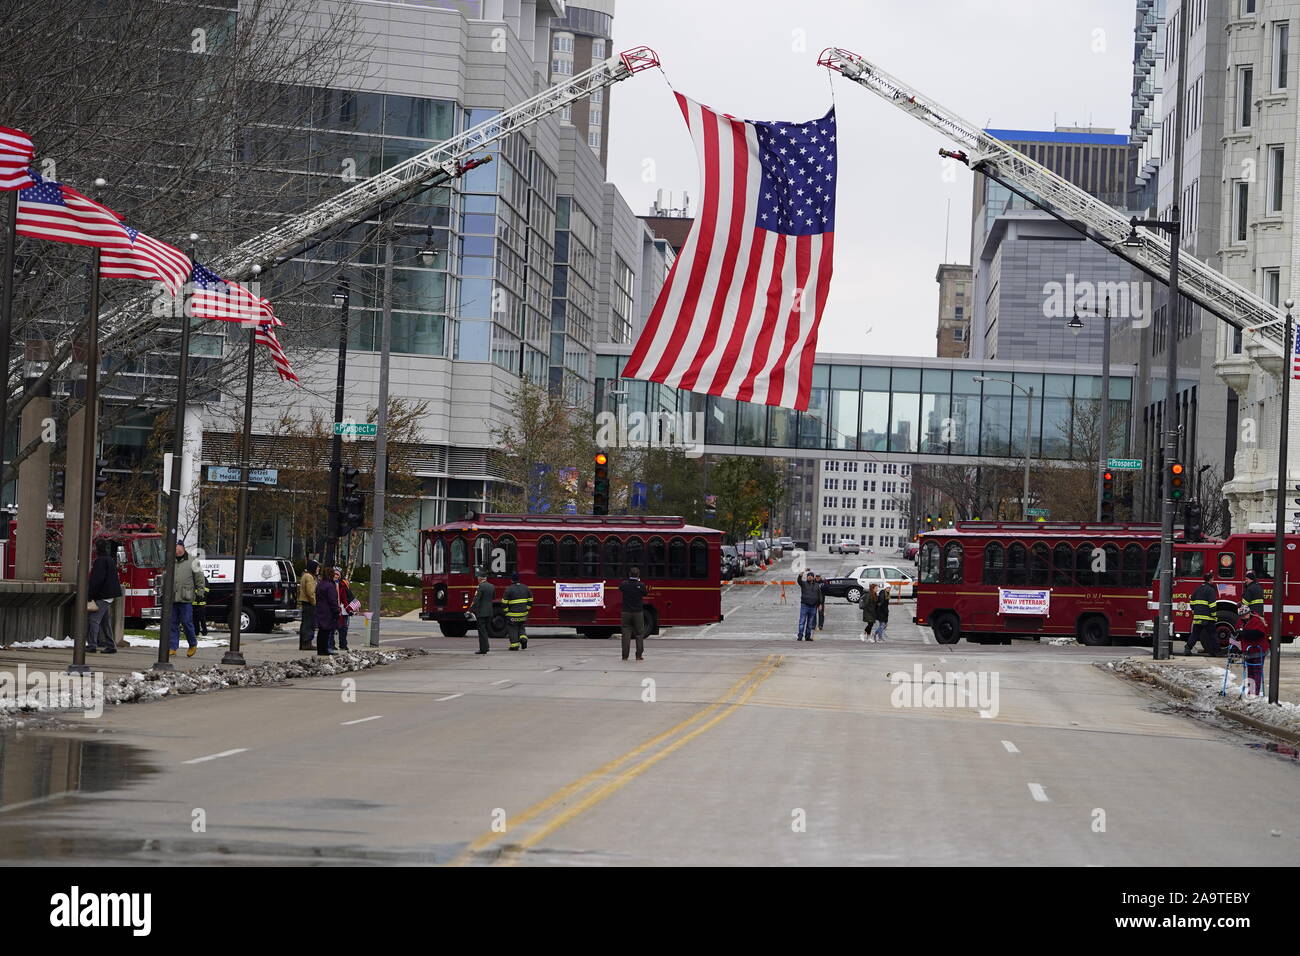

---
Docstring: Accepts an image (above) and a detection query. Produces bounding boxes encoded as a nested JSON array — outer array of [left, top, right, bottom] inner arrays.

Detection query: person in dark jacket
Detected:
[[1243, 571, 1265, 617], [873, 586, 891, 642], [298, 559, 319, 650], [335, 569, 355, 651], [471, 571, 495, 654], [815, 573, 827, 631], [619, 566, 649, 661], [86, 539, 123, 654], [1186, 573, 1219, 656], [501, 572, 533, 651], [860, 582, 878, 642], [314, 566, 341, 656], [796, 571, 819, 641]]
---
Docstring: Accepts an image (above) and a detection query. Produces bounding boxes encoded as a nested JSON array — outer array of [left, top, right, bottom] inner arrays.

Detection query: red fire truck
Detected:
[[914, 521, 1164, 645], [419, 513, 723, 638], [2, 518, 165, 625], [1145, 532, 1300, 646]]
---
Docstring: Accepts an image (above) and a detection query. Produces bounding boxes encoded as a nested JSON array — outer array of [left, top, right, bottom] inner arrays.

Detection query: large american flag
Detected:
[[100, 226, 191, 295], [255, 322, 299, 385], [623, 94, 836, 410], [0, 127, 35, 190], [16, 171, 130, 249], [189, 261, 279, 326]]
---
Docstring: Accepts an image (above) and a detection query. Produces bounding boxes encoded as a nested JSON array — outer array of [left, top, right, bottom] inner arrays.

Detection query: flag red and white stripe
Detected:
[[0, 127, 35, 190], [100, 227, 191, 295], [190, 261, 281, 326], [16, 173, 131, 249], [622, 94, 836, 410], [255, 323, 299, 385]]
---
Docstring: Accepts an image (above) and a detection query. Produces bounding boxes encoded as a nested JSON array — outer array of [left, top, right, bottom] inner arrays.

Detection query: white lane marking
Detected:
[[182, 748, 248, 765], [490, 678, 511, 686], [341, 715, 383, 726], [436, 693, 463, 702], [978, 710, 993, 719], [544, 666, 560, 673], [1001, 740, 1020, 753], [1028, 783, 1050, 802], [938, 657, 946, 663]]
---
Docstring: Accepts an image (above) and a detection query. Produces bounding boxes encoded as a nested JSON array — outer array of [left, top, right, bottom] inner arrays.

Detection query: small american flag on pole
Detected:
[[622, 94, 836, 410], [189, 262, 280, 326], [100, 226, 191, 295], [1293, 321, 1300, 382], [255, 322, 299, 385], [0, 127, 35, 190], [16, 172, 130, 249]]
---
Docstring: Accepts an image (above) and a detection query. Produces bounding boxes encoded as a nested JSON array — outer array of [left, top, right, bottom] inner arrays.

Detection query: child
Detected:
[[860, 583, 877, 642]]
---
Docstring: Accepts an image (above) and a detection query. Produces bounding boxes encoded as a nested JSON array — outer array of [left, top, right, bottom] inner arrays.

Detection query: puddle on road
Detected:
[[0, 731, 155, 812]]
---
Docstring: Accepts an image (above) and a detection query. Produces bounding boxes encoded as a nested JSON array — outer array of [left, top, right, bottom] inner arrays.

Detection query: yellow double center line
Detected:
[[447, 653, 783, 866]]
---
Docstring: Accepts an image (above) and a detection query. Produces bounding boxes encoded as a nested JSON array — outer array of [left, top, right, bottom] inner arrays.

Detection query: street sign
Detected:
[[1026, 507, 1050, 517], [1107, 458, 1143, 470], [205, 466, 278, 486], [334, 422, 377, 437]]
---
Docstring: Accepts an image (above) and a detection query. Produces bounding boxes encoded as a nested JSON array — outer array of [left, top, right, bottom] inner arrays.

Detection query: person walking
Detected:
[[169, 543, 206, 658], [816, 573, 827, 631], [297, 559, 319, 651], [1186, 573, 1219, 656], [619, 566, 649, 661], [873, 584, 890, 642], [193, 564, 210, 636], [795, 571, 819, 641], [501, 572, 533, 651], [335, 568, 356, 651], [471, 570, 495, 655], [1243, 571, 1265, 617], [86, 539, 122, 654], [314, 565, 341, 656], [1236, 604, 1271, 695], [859, 582, 877, 642]]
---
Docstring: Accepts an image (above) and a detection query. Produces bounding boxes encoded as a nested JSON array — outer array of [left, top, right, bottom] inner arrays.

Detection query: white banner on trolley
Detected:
[[998, 588, 1050, 615], [555, 581, 605, 608]]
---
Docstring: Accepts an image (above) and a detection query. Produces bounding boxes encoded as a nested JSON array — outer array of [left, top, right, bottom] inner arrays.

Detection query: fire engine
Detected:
[[2, 517, 164, 624]]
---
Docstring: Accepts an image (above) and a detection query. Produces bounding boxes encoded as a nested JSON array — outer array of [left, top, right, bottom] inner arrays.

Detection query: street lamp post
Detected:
[[324, 280, 350, 569], [1268, 300, 1293, 704], [975, 376, 1035, 520]]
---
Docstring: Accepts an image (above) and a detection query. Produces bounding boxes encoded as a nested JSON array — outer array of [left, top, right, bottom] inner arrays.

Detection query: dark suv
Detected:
[[197, 556, 301, 633]]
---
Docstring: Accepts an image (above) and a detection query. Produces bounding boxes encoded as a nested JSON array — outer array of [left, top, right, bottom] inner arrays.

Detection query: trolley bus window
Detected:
[[432, 537, 446, 574], [449, 536, 470, 574], [580, 536, 600, 577], [668, 537, 688, 579], [1101, 544, 1121, 586], [558, 535, 579, 577], [647, 536, 667, 578], [1052, 543, 1073, 586], [1006, 543, 1028, 586], [982, 542, 1005, 585], [1243, 541, 1274, 579], [1146, 544, 1160, 582], [920, 542, 939, 583], [1075, 544, 1095, 586], [537, 535, 557, 577], [1174, 549, 1204, 578], [1122, 543, 1144, 587], [474, 534, 493, 574], [942, 542, 963, 584], [690, 538, 709, 578], [601, 537, 622, 578], [1029, 543, 1050, 587], [497, 535, 517, 576], [625, 536, 644, 575]]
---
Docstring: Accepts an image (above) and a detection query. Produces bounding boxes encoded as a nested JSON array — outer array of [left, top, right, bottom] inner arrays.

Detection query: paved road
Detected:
[[1, 551, 1297, 865]]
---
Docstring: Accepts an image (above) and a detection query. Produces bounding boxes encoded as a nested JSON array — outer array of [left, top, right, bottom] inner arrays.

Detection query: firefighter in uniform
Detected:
[[1185, 573, 1220, 657], [501, 572, 533, 651], [1243, 571, 1266, 617]]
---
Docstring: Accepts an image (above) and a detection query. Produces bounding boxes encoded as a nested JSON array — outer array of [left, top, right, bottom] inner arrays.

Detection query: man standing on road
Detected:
[[1243, 571, 1265, 617], [619, 566, 648, 661], [472, 570, 495, 655], [169, 543, 206, 658], [1186, 573, 1219, 656], [796, 571, 819, 641], [298, 559, 319, 651], [86, 539, 122, 654], [502, 572, 533, 651]]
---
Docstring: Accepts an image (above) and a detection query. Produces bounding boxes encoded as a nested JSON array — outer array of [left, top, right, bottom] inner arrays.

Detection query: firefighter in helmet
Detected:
[[501, 572, 533, 651], [1185, 573, 1220, 657]]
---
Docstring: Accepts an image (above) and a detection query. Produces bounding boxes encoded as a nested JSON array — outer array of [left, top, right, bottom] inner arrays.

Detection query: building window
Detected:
[[953, 327, 966, 341], [592, 38, 606, 59], [1239, 66, 1254, 129], [559, 104, 572, 125], [1269, 145, 1285, 212], [1236, 181, 1250, 242], [588, 129, 601, 150], [589, 107, 603, 126], [1275, 22, 1290, 89], [1245, 0, 1256, 14], [1264, 268, 1281, 306]]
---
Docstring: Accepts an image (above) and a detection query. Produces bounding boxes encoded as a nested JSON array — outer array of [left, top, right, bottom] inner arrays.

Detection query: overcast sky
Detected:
[[607, 0, 1136, 358]]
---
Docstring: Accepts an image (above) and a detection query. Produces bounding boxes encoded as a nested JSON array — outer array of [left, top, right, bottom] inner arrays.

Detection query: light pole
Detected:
[[975, 376, 1035, 521], [324, 279, 349, 569], [1068, 293, 1113, 520], [1268, 300, 1293, 704]]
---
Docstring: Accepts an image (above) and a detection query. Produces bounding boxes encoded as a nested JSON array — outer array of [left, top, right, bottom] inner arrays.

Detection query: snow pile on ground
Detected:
[[1045, 637, 1078, 646], [120, 635, 228, 649], [1112, 657, 1300, 739], [5, 637, 74, 648]]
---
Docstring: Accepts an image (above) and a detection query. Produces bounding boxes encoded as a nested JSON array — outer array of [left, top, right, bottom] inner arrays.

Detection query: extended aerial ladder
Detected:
[[818, 47, 1288, 358]]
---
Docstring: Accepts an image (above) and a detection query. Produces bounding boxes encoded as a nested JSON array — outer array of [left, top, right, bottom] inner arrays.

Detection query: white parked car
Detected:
[[849, 564, 915, 599], [829, 538, 861, 554]]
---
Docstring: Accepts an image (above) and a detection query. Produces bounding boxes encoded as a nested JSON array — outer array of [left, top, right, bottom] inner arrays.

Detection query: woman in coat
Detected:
[[873, 585, 891, 642], [314, 566, 341, 656], [335, 568, 355, 651], [860, 583, 877, 642]]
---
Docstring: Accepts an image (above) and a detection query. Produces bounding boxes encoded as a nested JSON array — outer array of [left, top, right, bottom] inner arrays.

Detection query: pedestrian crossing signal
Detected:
[[593, 451, 610, 516], [1169, 461, 1185, 501], [1100, 469, 1115, 522]]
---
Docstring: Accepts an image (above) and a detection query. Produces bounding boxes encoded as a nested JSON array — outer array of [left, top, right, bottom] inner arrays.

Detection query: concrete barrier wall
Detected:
[[0, 581, 77, 645]]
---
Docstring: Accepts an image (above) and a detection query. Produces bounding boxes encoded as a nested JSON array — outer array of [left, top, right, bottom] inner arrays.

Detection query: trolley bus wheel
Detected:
[[438, 620, 469, 637], [846, 586, 863, 604], [1078, 615, 1111, 646], [931, 612, 960, 645], [486, 612, 509, 640]]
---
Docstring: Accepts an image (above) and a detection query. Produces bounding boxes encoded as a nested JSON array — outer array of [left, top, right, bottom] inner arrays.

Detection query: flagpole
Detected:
[[223, 318, 256, 668], [68, 232, 102, 675], [0, 190, 16, 500], [155, 235, 198, 672]]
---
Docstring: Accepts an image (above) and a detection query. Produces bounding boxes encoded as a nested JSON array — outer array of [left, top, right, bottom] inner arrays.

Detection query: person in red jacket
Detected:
[[1235, 605, 1271, 696]]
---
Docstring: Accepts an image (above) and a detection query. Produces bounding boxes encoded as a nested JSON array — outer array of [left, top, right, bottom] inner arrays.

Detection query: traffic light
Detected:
[[93, 458, 110, 501], [1184, 499, 1204, 542], [339, 467, 363, 534], [52, 468, 66, 505], [1292, 482, 1300, 507], [1100, 469, 1115, 522], [1168, 461, 1185, 502], [924, 512, 934, 529], [593, 451, 610, 516]]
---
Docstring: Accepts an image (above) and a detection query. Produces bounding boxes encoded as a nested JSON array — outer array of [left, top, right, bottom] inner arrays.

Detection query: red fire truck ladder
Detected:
[[817, 47, 1288, 357]]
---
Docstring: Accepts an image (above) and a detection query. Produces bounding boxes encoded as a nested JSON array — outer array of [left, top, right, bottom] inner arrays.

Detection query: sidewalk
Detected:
[[1113, 646, 1300, 744]]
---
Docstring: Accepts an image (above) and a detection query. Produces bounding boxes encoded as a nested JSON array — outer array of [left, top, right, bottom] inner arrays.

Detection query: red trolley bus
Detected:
[[2, 518, 165, 624], [419, 513, 724, 639], [914, 521, 1164, 645]]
